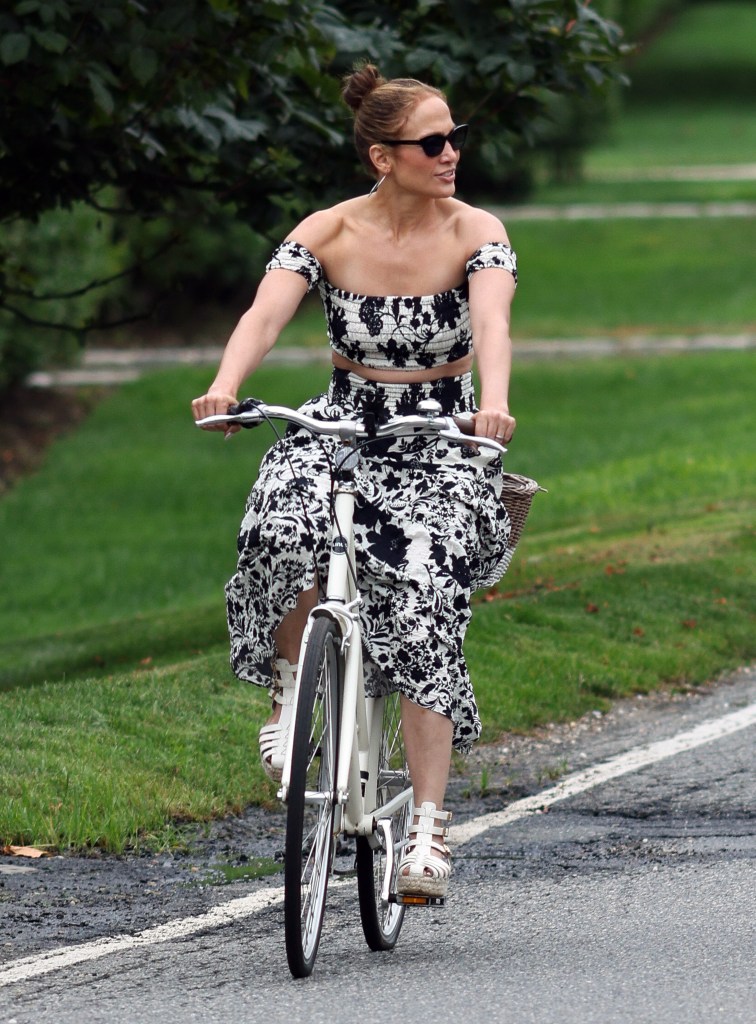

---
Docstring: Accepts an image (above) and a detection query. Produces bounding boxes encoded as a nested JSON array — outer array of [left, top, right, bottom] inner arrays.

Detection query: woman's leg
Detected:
[[400, 696, 454, 808], [399, 696, 454, 889], [265, 583, 319, 725], [258, 584, 319, 779], [274, 583, 319, 664]]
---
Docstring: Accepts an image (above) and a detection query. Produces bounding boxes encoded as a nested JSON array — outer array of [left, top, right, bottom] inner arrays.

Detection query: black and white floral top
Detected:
[[265, 240, 517, 371]]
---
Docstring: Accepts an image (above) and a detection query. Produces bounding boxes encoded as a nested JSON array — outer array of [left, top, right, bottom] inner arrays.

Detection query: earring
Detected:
[[369, 175, 386, 195]]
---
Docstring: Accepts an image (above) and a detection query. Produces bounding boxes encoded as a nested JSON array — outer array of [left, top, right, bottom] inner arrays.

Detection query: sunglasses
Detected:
[[380, 123, 469, 158]]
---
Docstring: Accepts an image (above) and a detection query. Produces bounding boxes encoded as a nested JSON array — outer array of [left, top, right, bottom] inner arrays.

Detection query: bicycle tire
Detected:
[[356, 691, 410, 951], [284, 616, 341, 978]]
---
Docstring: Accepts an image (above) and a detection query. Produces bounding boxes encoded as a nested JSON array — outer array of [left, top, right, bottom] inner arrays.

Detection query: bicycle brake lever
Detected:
[[440, 424, 507, 455]]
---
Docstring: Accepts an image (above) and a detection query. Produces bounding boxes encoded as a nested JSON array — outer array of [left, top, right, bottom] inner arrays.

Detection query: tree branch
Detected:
[[2, 234, 180, 302]]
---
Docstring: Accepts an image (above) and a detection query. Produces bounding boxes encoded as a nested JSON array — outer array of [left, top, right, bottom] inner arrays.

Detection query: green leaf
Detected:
[[87, 71, 115, 116], [235, 71, 249, 102], [583, 63, 605, 87], [30, 29, 68, 54], [0, 33, 31, 66], [176, 108, 223, 149], [204, 105, 266, 143], [129, 47, 158, 85]]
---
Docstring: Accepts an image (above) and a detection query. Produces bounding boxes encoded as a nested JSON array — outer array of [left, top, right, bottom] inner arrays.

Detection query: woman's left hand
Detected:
[[473, 408, 516, 444]]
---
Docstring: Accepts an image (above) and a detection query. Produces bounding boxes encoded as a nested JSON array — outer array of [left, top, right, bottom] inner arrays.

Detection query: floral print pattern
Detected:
[[266, 240, 517, 371], [230, 241, 518, 752]]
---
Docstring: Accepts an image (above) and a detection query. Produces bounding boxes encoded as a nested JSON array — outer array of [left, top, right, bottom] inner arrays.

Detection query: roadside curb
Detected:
[[491, 200, 756, 221], [26, 333, 756, 388]]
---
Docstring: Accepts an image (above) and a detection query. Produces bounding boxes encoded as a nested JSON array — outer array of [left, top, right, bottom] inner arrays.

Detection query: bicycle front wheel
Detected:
[[356, 692, 410, 950], [284, 617, 341, 978]]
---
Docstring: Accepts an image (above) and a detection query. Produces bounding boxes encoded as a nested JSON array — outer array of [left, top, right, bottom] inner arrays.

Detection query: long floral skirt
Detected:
[[225, 368, 511, 753]]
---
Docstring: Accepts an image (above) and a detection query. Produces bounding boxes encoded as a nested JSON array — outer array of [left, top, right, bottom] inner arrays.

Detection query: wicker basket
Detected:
[[499, 473, 545, 574]]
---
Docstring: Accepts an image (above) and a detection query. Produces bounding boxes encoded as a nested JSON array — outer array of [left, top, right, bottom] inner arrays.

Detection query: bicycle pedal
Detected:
[[389, 893, 446, 908]]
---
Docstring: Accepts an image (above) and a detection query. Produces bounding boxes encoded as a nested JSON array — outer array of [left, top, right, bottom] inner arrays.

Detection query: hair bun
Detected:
[[342, 62, 385, 112]]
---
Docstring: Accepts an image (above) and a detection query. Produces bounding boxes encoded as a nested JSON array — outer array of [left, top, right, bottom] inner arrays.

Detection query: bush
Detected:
[[0, 204, 128, 389], [123, 208, 272, 335]]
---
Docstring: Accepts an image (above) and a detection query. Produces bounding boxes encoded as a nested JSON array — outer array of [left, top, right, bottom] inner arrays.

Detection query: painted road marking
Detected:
[[453, 701, 756, 844], [2, 700, 754, 989]]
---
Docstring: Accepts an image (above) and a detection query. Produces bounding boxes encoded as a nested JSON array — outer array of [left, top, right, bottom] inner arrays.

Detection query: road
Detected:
[[2, 666, 754, 1023]]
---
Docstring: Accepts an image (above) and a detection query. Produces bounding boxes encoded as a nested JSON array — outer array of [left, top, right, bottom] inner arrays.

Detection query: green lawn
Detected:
[[272, 215, 756, 345], [586, 103, 756, 175], [576, 2, 756, 173], [1, 0, 755, 854], [1, 354, 753, 851], [510, 217, 755, 338]]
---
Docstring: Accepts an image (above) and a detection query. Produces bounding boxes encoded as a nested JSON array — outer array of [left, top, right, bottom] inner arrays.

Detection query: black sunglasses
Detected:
[[380, 123, 469, 158]]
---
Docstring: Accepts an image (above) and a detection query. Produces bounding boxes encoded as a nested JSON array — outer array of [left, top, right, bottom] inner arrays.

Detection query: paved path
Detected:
[[492, 200, 756, 221], [585, 162, 756, 182], [3, 668, 754, 1023], [25, 162, 756, 388], [26, 333, 756, 388]]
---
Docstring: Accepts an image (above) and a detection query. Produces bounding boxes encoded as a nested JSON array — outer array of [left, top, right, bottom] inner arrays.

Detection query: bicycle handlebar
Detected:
[[195, 398, 507, 455]]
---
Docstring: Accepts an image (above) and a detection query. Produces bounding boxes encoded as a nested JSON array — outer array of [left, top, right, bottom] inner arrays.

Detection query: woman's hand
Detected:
[[472, 407, 516, 444], [191, 390, 240, 434]]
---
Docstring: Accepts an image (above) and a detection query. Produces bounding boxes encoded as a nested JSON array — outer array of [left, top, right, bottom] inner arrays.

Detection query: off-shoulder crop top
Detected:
[[265, 239, 517, 371]]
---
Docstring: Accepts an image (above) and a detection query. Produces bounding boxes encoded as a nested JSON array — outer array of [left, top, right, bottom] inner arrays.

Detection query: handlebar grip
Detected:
[[453, 414, 475, 436], [228, 397, 264, 427]]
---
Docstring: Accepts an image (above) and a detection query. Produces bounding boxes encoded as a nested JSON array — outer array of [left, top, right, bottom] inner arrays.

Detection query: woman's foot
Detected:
[[397, 801, 452, 898], [258, 659, 297, 781]]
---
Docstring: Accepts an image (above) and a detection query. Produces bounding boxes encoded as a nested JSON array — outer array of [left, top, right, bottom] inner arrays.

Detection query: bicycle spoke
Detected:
[[357, 692, 410, 951], [284, 618, 340, 978]]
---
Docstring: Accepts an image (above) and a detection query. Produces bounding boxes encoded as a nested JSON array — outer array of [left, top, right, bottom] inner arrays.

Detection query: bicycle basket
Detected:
[[499, 473, 545, 573]]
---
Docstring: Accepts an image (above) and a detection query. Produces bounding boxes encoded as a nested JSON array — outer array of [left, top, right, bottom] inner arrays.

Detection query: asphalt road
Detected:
[[2, 667, 754, 1023]]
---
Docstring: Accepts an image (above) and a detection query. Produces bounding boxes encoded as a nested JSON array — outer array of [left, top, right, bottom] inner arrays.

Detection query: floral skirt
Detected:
[[225, 368, 511, 753]]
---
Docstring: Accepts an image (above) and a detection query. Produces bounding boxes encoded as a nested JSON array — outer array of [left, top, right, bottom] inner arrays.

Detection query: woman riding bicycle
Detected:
[[192, 62, 517, 901]]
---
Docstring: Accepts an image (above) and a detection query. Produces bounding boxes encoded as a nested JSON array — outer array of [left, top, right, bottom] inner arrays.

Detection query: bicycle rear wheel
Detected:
[[356, 692, 411, 951], [284, 617, 341, 978]]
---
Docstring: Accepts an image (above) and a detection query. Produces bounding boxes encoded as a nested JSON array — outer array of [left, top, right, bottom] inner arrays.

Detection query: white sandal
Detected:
[[396, 801, 452, 898], [258, 659, 297, 781]]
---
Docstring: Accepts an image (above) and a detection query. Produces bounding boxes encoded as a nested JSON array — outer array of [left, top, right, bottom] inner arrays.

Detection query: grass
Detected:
[[0, 363, 330, 649], [624, 3, 756, 105], [585, 104, 756, 175], [263, 215, 756, 345], [1, 353, 754, 851], [571, 3, 756, 175], [524, 177, 756, 206], [1, 2, 755, 854], [509, 217, 756, 338], [1, 653, 280, 853]]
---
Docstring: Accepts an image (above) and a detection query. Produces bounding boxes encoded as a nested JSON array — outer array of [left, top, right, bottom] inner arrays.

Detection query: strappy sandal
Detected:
[[258, 658, 297, 781], [396, 801, 452, 898]]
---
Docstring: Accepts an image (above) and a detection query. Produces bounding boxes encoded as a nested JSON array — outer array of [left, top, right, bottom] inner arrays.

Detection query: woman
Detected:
[[192, 63, 517, 899]]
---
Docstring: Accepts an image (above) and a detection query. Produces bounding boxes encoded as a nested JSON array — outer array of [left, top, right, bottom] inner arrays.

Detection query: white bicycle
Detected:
[[197, 397, 531, 978]]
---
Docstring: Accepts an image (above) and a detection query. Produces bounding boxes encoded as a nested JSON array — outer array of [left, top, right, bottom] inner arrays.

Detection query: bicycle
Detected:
[[197, 397, 536, 978]]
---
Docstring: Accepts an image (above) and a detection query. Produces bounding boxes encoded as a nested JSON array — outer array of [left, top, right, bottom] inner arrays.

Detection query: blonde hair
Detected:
[[342, 63, 446, 176]]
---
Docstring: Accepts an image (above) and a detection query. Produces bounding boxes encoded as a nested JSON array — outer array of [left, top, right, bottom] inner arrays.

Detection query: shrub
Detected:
[[0, 204, 128, 389]]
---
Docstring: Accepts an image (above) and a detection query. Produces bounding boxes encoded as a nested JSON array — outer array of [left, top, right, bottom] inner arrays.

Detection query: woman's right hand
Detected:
[[191, 390, 240, 433]]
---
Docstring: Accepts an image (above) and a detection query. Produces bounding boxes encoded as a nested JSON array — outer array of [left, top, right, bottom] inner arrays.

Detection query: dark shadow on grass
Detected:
[[0, 604, 230, 690]]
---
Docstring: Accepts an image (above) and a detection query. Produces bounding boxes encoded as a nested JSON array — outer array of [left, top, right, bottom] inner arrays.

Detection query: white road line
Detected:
[[2, 700, 754, 989], [0, 888, 286, 989], [453, 701, 756, 845]]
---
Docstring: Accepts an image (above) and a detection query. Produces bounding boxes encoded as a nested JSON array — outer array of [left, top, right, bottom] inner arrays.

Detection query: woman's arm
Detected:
[[468, 265, 517, 444], [191, 269, 309, 430]]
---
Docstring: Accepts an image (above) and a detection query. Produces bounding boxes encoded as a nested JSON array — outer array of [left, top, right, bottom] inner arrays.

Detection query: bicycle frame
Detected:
[[278, 454, 414, 843], [196, 399, 510, 968]]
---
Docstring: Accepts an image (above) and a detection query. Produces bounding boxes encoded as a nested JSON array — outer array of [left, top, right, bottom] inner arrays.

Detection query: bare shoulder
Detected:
[[285, 198, 365, 255], [449, 200, 511, 251]]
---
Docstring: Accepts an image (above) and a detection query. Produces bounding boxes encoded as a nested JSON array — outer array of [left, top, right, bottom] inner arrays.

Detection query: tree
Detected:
[[0, 0, 627, 388]]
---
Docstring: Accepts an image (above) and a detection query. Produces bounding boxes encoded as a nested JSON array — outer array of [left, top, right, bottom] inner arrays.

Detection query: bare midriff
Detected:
[[332, 351, 473, 383]]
